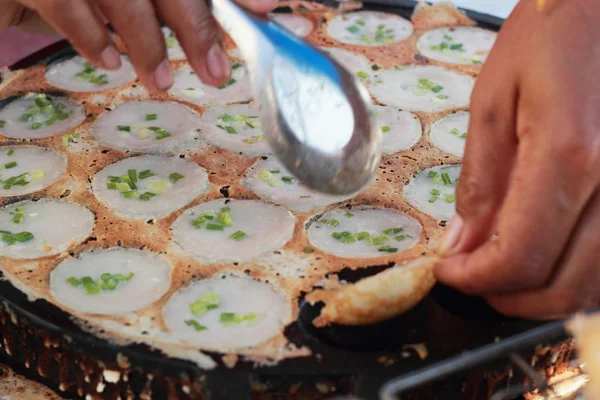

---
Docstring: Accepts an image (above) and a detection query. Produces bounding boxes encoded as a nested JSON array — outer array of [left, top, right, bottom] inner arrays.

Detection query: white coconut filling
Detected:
[[50, 248, 172, 315], [199, 103, 271, 156], [92, 155, 209, 220], [45, 55, 136, 92], [417, 27, 497, 65], [162, 273, 291, 350], [243, 157, 350, 213], [0, 199, 94, 259], [91, 100, 202, 152], [169, 64, 252, 106], [319, 46, 373, 86], [429, 111, 469, 157], [0, 93, 85, 139], [369, 65, 474, 112], [404, 165, 461, 221], [373, 105, 422, 154], [171, 199, 295, 263], [0, 145, 66, 197], [307, 207, 422, 258], [326, 11, 413, 46], [270, 13, 313, 37], [163, 27, 187, 60]]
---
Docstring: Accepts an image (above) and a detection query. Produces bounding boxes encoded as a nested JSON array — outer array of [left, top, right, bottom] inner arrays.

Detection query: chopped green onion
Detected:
[[117, 125, 131, 132], [430, 188, 440, 195], [217, 78, 237, 89], [450, 43, 463, 50], [269, 169, 280, 174], [206, 223, 225, 231], [217, 211, 233, 227], [12, 213, 24, 224], [371, 64, 380, 71], [428, 171, 438, 178], [139, 192, 156, 201], [346, 25, 360, 34], [128, 169, 138, 184], [443, 34, 453, 41], [232, 63, 242, 70], [356, 71, 368, 79], [185, 319, 207, 331], [66, 277, 81, 287], [431, 85, 444, 93], [225, 126, 237, 134], [0, 121, 5, 128], [394, 66, 404, 71], [20, 113, 33, 122], [281, 176, 296, 184], [377, 245, 398, 253], [31, 123, 42, 129], [368, 234, 389, 245], [122, 190, 138, 198], [4, 162, 17, 169], [395, 235, 409, 241], [356, 18, 365, 26], [229, 230, 247, 241], [303, 247, 314, 253], [429, 195, 439, 203], [383, 227, 404, 235], [115, 182, 131, 192], [218, 114, 233, 122], [436, 95, 449, 100], [441, 172, 452, 185], [345, 212, 354, 218], [451, 128, 460, 136], [6, 149, 13, 156], [145, 113, 158, 121], [381, 125, 391, 133], [445, 194, 456, 203], [12, 231, 33, 242], [341, 234, 357, 244], [460, 132, 467, 139], [138, 170, 155, 180], [356, 232, 370, 241]]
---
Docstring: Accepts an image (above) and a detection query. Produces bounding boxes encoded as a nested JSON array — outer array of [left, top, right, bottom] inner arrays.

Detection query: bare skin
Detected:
[[0, 0, 278, 92], [436, 0, 600, 319]]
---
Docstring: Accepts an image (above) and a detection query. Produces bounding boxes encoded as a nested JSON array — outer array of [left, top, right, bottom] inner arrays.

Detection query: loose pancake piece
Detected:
[[243, 157, 350, 213], [169, 64, 252, 106], [326, 11, 413, 46], [91, 100, 202, 152], [270, 13, 314, 37], [0, 199, 94, 259], [404, 164, 460, 221], [45, 55, 136, 92], [49, 248, 172, 315], [417, 27, 496, 65], [0, 93, 85, 139], [92, 155, 209, 220], [429, 111, 469, 157], [306, 257, 437, 326], [306, 207, 422, 258], [374, 105, 421, 154], [162, 27, 187, 61], [162, 273, 292, 351], [0, 145, 66, 197], [171, 199, 295, 263], [369, 65, 474, 112], [568, 313, 600, 400], [200, 103, 271, 156]]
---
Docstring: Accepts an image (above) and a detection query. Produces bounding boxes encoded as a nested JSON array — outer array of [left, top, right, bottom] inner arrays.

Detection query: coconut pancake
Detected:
[[45, 55, 136, 92], [0, 1, 494, 367], [429, 111, 469, 157], [417, 27, 497, 65], [0, 93, 85, 139], [91, 100, 202, 152]]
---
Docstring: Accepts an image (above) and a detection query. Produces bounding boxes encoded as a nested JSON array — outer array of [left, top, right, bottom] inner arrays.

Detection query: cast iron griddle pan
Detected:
[[0, 2, 572, 399]]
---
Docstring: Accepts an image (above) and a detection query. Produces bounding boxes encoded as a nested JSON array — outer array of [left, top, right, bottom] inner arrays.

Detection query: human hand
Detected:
[[4, 0, 277, 91], [435, 0, 600, 319]]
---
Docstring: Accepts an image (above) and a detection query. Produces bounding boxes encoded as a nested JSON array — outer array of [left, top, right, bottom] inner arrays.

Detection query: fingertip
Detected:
[[240, 0, 279, 13], [153, 59, 174, 91], [100, 45, 122, 70], [191, 43, 231, 87], [440, 215, 464, 255]]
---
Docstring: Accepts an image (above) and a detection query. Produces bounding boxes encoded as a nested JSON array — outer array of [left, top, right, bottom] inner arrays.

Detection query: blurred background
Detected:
[[0, 0, 518, 68]]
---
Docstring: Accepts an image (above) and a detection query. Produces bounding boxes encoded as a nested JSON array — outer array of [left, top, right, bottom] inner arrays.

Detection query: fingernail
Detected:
[[100, 45, 121, 70], [153, 59, 174, 91], [440, 215, 464, 255], [206, 43, 231, 82]]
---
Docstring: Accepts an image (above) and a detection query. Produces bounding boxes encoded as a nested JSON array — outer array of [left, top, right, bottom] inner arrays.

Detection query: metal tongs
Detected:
[[209, 0, 380, 195]]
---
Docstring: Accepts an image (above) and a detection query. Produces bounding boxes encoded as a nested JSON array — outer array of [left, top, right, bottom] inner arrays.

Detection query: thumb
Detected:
[[440, 69, 518, 256]]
